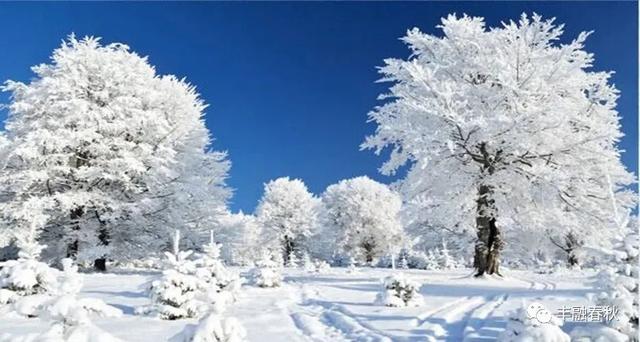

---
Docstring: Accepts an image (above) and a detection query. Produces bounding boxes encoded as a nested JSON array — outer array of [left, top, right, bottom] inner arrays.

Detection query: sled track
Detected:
[[462, 294, 509, 341]]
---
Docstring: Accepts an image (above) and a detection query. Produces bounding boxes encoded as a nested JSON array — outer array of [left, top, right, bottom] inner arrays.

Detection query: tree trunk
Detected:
[[362, 241, 374, 264], [66, 206, 84, 258], [473, 184, 503, 277], [283, 235, 294, 264], [93, 226, 109, 272]]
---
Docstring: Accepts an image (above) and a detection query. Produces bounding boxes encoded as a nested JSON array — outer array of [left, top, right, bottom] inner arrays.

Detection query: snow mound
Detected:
[[498, 303, 569, 342], [170, 312, 247, 342]]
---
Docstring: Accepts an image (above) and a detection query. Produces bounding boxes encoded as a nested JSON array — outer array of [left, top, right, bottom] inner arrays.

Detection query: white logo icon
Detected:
[[526, 302, 552, 323]]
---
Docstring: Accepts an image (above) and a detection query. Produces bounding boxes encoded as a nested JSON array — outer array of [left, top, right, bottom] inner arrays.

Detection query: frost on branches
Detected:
[[499, 303, 569, 342], [256, 177, 320, 264], [0, 35, 230, 270], [170, 312, 247, 342], [374, 273, 424, 307], [321, 176, 403, 265], [214, 212, 261, 266], [362, 13, 636, 276]]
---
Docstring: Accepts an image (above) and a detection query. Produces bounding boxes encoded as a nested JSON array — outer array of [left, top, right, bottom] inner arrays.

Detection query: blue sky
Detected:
[[0, 2, 636, 213]]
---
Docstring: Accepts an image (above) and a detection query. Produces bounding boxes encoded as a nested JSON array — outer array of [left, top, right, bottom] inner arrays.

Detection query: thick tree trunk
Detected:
[[473, 184, 503, 277]]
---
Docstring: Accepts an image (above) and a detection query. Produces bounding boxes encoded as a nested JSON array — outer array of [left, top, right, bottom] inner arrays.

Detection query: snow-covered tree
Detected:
[[249, 250, 283, 288], [0, 35, 230, 270], [255, 177, 320, 264], [137, 231, 207, 320], [214, 212, 261, 266], [194, 232, 241, 308], [375, 273, 424, 307], [321, 176, 403, 264], [362, 14, 636, 276]]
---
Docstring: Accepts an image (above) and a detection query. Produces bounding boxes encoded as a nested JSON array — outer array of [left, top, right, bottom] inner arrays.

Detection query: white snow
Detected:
[[0, 267, 605, 341]]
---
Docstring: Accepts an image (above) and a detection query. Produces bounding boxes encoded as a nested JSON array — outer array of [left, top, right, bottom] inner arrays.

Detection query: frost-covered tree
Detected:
[[255, 177, 320, 263], [322, 176, 403, 264], [0, 36, 230, 270], [362, 14, 636, 276], [215, 212, 262, 266]]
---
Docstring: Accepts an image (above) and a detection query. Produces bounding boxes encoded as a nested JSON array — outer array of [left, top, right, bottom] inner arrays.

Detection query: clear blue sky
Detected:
[[0, 2, 636, 213]]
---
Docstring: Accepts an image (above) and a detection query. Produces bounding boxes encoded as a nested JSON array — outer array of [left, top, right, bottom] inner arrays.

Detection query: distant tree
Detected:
[[255, 177, 320, 263], [0, 36, 230, 270], [215, 211, 262, 265], [363, 14, 635, 276], [322, 176, 403, 264]]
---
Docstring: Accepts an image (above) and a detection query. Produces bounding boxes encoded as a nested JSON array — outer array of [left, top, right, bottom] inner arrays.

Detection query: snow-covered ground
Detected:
[[0, 267, 599, 341]]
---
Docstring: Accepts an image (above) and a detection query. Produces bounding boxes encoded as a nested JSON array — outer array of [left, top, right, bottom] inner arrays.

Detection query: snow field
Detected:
[[0, 267, 601, 341]]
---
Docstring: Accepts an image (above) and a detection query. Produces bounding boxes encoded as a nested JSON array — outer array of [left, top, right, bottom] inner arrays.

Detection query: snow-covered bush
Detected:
[[194, 235, 242, 309], [0, 242, 57, 301], [170, 312, 247, 342], [1, 258, 122, 341], [137, 232, 207, 320], [314, 260, 330, 273], [374, 273, 423, 307], [249, 251, 283, 288], [591, 232, 639, 340], [499, 303, 569, 342]]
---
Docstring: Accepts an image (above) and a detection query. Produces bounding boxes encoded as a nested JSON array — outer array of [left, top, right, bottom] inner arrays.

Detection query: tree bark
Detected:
[[93, 226, 109, 272], [283, 235, 294, 264], [473, 184, 503, 277]]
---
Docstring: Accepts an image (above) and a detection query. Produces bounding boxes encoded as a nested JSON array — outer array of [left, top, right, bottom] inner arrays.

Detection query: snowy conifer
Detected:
[[249, 250, 283, 288], [0, 36, 230, 269], [362, 14, 636, 276], [375, 273, 424, 307], [256, 177, 320, 264], [321, 176, 404, 264], [138, 231, 206, 320]]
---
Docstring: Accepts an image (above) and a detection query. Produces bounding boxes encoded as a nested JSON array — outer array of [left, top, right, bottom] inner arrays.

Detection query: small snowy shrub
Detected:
[[170, 313, 247, 342], [139, 249, 206, 319], [314, 260, 330, 273], [499, 303, 569, 342], [375, 273, 423, 307], [2, 258, 122, 341], [0, 243, 57, 298], [196, 240, 241, 293], [570, 325, 629, 342], [249, 251, 283, 288]]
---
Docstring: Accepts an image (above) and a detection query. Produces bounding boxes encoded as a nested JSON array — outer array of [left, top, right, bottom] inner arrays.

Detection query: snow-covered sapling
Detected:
[[195, 231, 241, 309], [137, 230, 206, 320], [0, 241, 57, 303], [375, 273, 424, 307], [249, 250, 283, 288]]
